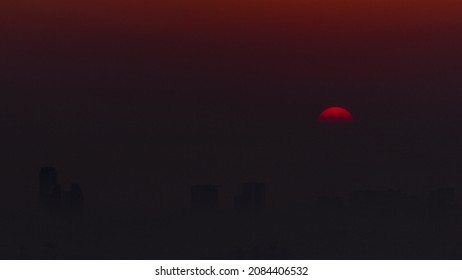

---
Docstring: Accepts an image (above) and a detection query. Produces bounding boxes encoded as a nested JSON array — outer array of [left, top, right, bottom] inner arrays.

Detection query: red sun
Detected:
[[318, 107, 353, 123]]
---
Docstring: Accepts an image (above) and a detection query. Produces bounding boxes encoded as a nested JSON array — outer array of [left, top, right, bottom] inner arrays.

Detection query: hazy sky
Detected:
[[1, 0, 462, 211]]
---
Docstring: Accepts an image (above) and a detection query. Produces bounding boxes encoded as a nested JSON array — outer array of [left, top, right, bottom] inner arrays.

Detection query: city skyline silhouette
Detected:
[[1, 0, 462, 260], [0, 162, 460, 259]]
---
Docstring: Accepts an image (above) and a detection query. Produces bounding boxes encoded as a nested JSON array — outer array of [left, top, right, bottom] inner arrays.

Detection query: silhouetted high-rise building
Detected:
[[191, 185, 218, 210], [39, 166, 58, 208], [69, 184, 84, 216], [49, 184, 62, 213], [38, 166, 84, 217], [234, 182, 266, 211]]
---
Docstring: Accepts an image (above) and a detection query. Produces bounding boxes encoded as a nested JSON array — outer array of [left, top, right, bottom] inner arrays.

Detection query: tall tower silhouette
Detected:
[[39, 166, 58, 208], [234, 182, 266, 211], [39, 167, 84, 217], [68, 184, 84, 216]]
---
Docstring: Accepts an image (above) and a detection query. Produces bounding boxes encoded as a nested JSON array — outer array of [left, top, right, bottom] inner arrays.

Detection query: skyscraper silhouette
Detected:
[[39, 167, 84, 217], [39, 166, 58, 209], [49, 184, 62, 213], [233, 182, 266, 211], [68, 184, 84, 216]]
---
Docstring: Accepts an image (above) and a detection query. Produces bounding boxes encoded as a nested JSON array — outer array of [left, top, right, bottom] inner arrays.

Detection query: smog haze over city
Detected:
[[1, 0, 462, 259]]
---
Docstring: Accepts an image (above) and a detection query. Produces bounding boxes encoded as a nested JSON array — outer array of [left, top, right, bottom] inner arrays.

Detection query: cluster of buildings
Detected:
[[37, 166, 455, 217], [39, 165, 264, 215], [39, 167, 84, 217]]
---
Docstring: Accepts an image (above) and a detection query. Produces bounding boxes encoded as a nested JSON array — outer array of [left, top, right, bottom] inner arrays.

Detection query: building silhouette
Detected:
[[49, 184, 63, 213], [233, 182, 266, 211], [64, 184, 84, 216], [38, 167, 84, 217], [191, 185, 218, 210], [39, 166, 58, 209]]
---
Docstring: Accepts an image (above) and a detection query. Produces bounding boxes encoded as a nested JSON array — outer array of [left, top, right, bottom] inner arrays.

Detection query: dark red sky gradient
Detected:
[[1, 0, 462, 211]]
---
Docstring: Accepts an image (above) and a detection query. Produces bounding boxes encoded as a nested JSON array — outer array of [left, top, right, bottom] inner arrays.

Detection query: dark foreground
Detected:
[[1, 189, 461, 260]]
